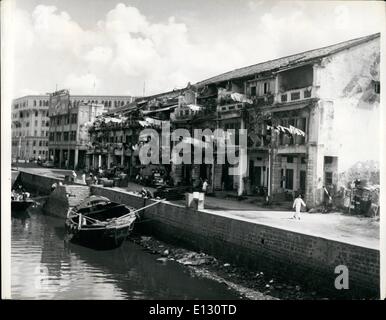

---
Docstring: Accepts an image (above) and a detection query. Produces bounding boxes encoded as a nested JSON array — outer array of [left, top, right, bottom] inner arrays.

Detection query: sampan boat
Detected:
[[65, 195, 137, 249], [11, 199, 35, 212]]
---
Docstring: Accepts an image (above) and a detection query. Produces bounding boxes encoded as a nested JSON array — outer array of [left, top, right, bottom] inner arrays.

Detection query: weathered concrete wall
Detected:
[[18, 170, 62, 195], [91, 185, 379, 298], [43, 185, 91, 218], [316, 37, 380, 174]]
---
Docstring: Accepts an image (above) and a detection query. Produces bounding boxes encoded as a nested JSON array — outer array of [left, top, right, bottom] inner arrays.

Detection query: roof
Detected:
[[195, 33, 380, 87]]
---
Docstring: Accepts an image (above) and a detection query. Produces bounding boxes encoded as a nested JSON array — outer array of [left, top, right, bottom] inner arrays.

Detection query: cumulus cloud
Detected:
[[10, 1, 383, 97]]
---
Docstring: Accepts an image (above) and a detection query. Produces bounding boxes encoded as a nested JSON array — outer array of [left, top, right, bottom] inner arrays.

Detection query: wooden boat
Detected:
[[11, 199, 35, 212], [65, 196, 138, 249]]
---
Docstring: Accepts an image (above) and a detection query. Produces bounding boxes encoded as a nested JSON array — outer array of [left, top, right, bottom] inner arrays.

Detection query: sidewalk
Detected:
[[120, 182, 379, 250]]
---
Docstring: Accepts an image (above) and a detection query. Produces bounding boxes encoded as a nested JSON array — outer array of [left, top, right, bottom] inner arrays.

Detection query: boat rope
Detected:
[[69, 198, 166, 225], [116, 199, 166, 220]]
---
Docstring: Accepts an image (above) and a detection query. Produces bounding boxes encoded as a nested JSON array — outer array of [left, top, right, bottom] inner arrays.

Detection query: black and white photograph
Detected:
[[1, 0, 385, 305]]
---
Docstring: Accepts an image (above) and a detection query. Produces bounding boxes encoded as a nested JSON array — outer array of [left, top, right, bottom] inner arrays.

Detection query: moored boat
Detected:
[[65, 196, 138, 249], [11, 199, 35, 212], [11, 189, 35, 212]]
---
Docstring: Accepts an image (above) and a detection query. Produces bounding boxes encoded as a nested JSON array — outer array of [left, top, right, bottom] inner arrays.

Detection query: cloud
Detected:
[[64, 73, 100, 93], [11, 1, 383, 97]]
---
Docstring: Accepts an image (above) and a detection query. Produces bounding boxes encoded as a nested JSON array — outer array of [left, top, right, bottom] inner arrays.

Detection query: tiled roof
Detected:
[[195, 33, 380, 87]]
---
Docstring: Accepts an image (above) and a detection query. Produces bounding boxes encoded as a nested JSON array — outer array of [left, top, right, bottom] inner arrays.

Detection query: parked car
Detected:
[[42, 161, 55, 168], [154, 185, 191, 200]]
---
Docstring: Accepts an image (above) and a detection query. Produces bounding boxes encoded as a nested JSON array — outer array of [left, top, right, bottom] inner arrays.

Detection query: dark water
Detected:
[[11, 207, 242, 300]]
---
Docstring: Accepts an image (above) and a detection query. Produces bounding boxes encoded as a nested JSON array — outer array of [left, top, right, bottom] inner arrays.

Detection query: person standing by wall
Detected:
[[202, 179, 209, 194]]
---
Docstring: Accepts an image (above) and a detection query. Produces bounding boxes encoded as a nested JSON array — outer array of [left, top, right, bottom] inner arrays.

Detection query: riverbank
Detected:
[[131, 234, 329, 300], [15, 168, 380, 299]]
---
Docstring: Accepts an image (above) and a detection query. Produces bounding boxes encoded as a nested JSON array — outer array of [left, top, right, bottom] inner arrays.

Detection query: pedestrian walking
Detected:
[[292, 194, 306, 220]]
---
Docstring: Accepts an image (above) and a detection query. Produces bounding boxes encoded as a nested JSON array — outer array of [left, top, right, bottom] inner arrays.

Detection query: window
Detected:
[[325, 172, 333, 185], [374, 81, 380, 94], [71, 114, 77, 124], [33, 100, 36, 106], [33, 141, 36, 146], [286, 156, 294, 163], [324, 156, 334, 164], [285, 169, 294, 190], [64, 132, 69, 141], [264, 82, 270, 94], [39, 141, 42, 147], [250, 86, 256, 96], [35, 111, 38, 117]]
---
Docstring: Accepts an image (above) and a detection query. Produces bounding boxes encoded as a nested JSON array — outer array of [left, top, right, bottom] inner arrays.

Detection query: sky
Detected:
[[7, 0, 385, 98]]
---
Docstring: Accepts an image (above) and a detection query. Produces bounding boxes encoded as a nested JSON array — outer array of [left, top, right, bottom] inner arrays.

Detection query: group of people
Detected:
[[11, 186, 30, 201]]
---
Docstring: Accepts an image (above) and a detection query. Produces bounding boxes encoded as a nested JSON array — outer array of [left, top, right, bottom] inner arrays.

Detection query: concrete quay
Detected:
[[16, 168, 380, 298]]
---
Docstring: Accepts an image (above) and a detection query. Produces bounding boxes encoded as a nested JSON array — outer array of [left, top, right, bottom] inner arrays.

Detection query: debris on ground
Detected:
[[130, 234, 327, 300]]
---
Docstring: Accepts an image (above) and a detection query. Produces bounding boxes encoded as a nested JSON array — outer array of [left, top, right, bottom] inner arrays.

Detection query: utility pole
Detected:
[[143, 81, 146, 97]]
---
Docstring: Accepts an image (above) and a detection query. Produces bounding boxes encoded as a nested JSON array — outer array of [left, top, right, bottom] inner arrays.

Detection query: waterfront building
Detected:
[[193, 32, 380, 206], [11, 94, 134, 162], [86, 33, 380, 207], [11, 95, 50, 161], [48, 90, 107, 169]]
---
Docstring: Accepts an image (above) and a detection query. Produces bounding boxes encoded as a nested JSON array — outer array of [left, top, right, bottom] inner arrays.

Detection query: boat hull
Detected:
[[65, 222, 134, 250], [11, 200, 34, 212]]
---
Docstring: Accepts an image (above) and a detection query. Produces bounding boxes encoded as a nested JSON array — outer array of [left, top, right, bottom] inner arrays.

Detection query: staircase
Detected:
[[64, 185, 91, 207], [43, 185, 90, 218]]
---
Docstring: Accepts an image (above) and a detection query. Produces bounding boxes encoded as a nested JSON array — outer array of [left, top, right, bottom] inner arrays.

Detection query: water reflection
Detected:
[[11, 208, 242, 300]]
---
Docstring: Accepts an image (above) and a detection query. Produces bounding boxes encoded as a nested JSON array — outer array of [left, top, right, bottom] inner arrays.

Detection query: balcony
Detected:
[[276, 86, 314, 104], [277, 144, 307, 155], [217, 102, 245, 113]]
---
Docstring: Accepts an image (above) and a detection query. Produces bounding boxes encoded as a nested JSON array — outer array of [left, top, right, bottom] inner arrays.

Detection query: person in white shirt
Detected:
[[202, 179, 209, 194], [292, 194, 306, 220]]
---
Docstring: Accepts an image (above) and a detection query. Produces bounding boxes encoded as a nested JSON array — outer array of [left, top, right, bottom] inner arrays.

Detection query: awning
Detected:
[[141, 105, 178, 115], [271, 101, 314, 113]]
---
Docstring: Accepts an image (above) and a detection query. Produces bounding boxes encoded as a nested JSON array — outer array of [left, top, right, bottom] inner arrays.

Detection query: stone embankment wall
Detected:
[[91, 186, 379, 299], [17, 171, 379, 298]]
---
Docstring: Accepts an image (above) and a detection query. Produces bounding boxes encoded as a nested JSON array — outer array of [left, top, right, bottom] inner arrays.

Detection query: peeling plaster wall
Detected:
[[316, 38, 380, 174]]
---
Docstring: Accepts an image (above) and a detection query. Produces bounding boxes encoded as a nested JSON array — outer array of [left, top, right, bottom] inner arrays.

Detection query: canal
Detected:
[[11, 206, 246, 300]]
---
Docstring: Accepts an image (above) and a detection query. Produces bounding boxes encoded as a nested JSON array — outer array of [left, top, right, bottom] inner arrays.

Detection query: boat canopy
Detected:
[[75, 195, 111, 210]]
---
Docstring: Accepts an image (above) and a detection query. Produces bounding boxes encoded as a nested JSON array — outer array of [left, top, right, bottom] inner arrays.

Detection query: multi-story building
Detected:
[[11, 95, 51, 161], [11, 94, 134, 162], [86, 89, 183, 177], [193, 32, 380, 206], [12, 95, 134, 161], [48, 90, 107, 169], [85, 33, 380, 208]]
